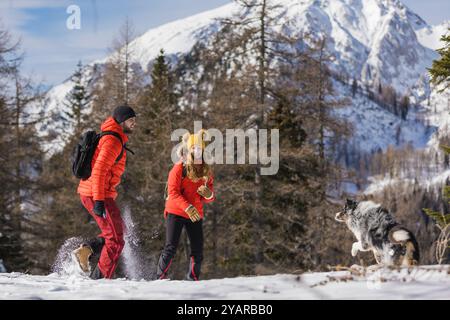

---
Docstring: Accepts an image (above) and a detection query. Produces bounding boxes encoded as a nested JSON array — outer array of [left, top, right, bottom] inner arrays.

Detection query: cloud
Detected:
[[0, 0, 109, 84], [0, 0, 67, 29], [0, 0, 66, 9], [1, 0, 232, 85]]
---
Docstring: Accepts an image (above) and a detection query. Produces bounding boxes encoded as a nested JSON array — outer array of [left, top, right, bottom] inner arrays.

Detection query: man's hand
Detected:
[[93, 201, 106, 219], [197, 185, 213, 199], [185, 205, 201, 222]]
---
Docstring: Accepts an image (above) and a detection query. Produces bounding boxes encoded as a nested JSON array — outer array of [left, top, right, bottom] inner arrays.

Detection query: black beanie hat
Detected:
[[113, 105, 136, 124]]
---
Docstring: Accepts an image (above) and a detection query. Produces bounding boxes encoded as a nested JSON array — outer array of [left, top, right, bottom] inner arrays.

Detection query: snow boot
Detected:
[[185, 256, 202, 281], [72, 244, 93, 273], [156, 253, 173, 280], [90, 264, 104, 280], [86, 237, 105, 262]]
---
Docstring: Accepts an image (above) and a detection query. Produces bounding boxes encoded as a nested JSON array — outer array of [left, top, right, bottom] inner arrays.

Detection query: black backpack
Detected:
[[71, 130, 125, 180], [164, 164, 187, 200]]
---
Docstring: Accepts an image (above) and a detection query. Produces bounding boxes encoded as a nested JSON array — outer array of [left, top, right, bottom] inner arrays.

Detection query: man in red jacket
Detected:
[[74, 105, 136, 279]]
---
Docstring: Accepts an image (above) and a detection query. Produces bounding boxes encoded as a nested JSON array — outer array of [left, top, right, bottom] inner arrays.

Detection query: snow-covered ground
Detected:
[[0, 265, 448, 300]]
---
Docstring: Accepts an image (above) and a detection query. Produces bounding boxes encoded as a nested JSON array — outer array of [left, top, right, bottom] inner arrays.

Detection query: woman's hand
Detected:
[[185, 205, 201, 222], [197, 185, 213, 199]]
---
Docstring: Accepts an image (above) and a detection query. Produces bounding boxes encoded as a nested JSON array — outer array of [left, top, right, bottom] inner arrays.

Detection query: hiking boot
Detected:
[[90, 264, 104, 280], [72, 244, 93, 273]]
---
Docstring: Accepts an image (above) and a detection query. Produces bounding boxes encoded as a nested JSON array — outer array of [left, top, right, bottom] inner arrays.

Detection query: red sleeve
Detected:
[[167, 164, 191, 211], [202, 174, 215, 203], [92, 136, 122, 201]]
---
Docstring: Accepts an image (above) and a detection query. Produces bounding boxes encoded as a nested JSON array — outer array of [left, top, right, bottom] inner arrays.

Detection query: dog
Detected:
[[335, 199, 420, 267]]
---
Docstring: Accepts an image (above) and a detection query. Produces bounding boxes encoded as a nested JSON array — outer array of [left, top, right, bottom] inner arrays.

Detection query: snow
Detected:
[[0, 260, 6, 273], [415, 21, 450, 50], [0, 265, 448, 299], [94, 2, 237, 71], [364, 169, 450, 195]]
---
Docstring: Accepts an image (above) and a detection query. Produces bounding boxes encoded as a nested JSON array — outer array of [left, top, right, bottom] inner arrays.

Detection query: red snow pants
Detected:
[[80, 195, 125, 279]]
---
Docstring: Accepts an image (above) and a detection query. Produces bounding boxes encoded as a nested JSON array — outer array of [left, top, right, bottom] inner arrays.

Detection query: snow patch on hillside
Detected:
[[94, 2, 237, 71], [332, 80, 434, 154], [364, 169, 450, 196], [415, 21, 450, 50]]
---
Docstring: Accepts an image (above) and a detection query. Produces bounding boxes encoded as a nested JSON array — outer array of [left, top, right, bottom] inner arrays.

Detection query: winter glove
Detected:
[[185, 205, 201, 222], [197, 185, 213, 199], [93, 200, 106, 219]]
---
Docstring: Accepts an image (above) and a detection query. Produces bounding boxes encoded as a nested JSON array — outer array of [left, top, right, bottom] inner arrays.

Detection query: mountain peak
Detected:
[[39, 0, 445, 155]]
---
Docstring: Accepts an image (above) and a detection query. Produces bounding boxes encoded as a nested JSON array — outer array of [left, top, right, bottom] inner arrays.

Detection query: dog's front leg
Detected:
[[352, 241, 370, 256], [351, 242, 362, 257]]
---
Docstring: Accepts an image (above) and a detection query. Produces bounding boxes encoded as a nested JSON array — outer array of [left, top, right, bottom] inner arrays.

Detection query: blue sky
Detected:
[[0, 0, 448, 86], [0, 0, 231, 86]]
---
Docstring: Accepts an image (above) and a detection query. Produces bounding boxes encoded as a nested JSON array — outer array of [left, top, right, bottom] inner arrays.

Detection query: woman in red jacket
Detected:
[[157, 130, 215, 281]]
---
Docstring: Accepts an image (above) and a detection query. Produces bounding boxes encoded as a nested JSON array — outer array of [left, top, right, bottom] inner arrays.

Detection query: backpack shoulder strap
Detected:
[[99, 131, 123, 144], [181, 164, 187, 179], [99, 131, 124, 162], [124, 144, 135, 155]]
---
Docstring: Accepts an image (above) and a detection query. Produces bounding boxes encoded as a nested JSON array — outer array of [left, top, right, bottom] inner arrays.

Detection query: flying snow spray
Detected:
[[122, 206, 144, 280]]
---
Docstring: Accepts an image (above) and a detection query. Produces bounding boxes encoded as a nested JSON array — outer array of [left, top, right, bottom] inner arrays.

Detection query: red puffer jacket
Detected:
[[164, 162, 215, 220], [77, 117, 128, 201]]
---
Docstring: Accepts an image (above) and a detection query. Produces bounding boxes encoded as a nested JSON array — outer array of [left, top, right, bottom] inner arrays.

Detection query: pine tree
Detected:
[[278, 37, 351, 175], [423, 145, 450, 264], [0, 95, 13, 271], [219, 0, 294, 265], [109, 17, 136, 105], [423, 30, 450, 264], [0, 23, 48, 272], [352, 78, 358, 97], [0, 67, 46, 272], [0, 26, 20, 272], [399, 95, 409, 120], [118, 49, 179, 279], [128, 48, 177, 210], [91, 18, 143, 124], [64, 61, 90, 135], [429, 29, 450, 92]]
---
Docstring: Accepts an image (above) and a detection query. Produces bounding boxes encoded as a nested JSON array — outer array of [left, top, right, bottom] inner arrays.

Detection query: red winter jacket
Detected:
[[77, 117, 128, 201], [164, 162, 215, 220]]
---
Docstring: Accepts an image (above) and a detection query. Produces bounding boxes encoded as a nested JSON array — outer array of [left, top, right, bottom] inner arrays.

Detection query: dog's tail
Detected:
[[388, 226, 420, 266]]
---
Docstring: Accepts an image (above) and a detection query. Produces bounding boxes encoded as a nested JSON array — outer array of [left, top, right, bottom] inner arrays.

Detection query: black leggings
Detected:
[[157, 213, 204, 280]]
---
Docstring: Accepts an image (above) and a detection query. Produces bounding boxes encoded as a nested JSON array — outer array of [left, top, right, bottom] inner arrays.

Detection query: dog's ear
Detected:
[[346, 198, 357, 209]]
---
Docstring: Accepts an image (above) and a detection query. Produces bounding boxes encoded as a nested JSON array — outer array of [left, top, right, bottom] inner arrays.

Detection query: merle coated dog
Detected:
[[335, 199, 420, 266]]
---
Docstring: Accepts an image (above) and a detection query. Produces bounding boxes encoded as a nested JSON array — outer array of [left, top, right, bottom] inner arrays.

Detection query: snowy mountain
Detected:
[[0, 265, 449, 299], [39, 0, 449, 193], [37, 3, 237, 152], [416, 20, 450, 50]]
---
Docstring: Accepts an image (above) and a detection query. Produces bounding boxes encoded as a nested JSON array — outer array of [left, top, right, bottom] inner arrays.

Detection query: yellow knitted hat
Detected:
[[187, 129, 207, 150]]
